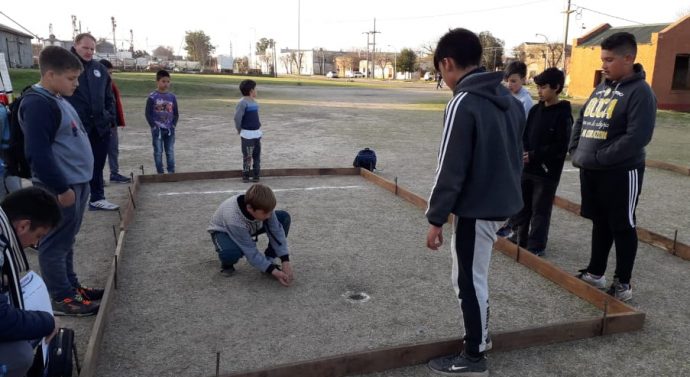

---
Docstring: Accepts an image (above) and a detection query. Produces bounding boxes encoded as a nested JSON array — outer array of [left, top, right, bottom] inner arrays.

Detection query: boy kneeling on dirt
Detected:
[[208, 184, 293, 286]]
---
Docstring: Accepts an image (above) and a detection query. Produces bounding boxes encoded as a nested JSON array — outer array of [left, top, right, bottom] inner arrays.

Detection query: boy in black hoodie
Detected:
[[497, 68, 572, 256], [569, 32, 656, 302], [425, 28, 524, 376]]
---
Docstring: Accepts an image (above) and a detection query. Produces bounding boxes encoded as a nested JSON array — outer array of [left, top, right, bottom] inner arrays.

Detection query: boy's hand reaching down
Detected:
[[281, 262, 294, 284], [272, 269, 291, 287]]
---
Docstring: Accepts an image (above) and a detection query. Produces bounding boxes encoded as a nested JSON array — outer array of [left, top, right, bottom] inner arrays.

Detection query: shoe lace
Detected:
[[74, 293, 93, 305]]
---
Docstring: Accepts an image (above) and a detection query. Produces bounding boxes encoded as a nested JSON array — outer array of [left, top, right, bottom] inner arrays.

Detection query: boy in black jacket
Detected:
[[497, 68, 572, 256], [425, 28, 524, 376], [570, 32, 656, 302]]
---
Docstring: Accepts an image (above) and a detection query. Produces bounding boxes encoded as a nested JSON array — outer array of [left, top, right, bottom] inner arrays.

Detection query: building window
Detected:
[[593, 70, 603, 87], [671, 54, 690, 90]]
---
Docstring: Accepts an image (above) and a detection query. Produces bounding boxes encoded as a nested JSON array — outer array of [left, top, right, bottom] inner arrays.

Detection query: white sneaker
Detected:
[[577, 269, 607, 289], [607, 279, 633, 302], [89, 199, 119, 211]]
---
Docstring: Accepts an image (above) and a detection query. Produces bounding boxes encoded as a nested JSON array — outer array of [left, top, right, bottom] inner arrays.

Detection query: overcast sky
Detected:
[[2, 0, 687, 57]]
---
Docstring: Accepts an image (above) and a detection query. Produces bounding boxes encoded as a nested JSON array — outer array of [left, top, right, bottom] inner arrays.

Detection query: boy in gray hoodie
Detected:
[[570, 32, 656, 302], [424, 28, 524, 376]]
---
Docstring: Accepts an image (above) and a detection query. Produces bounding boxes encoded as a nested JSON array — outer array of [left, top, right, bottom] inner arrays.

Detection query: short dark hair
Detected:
[[434, 28, 482, 71], [39, 46, 83, 76], [156, 69, 171, 81], [534, 68, 565, 94], [1, 187, 61, 230], [74, 33, 96, 44], [239, 79, 256, 96], [99, 59, 113, 69], [245, 184, 276, 212], [505, 61, 527, 79], [601, 32, 637, 58]]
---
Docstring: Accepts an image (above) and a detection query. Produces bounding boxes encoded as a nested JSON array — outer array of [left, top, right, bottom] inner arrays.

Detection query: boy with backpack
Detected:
[[496, 68, 572, 256], [207, 184, 293, 286], [19, 46, 102, 316]]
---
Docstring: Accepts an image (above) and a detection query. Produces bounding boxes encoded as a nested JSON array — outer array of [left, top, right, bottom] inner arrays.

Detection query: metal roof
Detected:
[[579, 23, 670, 47], [0, 23, 34, 39]]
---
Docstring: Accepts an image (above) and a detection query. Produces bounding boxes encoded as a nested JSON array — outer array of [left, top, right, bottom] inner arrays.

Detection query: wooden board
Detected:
[[138, 168, 359, 184], [646, 159, 690, 176]]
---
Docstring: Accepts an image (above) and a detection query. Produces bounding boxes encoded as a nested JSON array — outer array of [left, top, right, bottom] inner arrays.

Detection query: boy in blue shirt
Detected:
[[19, 46, 102, 316], [504, 61, 533, 117], [145, 70, 179, 174], [234, 80, 262, 182]]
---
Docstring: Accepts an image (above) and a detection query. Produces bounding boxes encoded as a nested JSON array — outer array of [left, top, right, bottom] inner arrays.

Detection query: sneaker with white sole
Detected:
[[607, 278, 632, 302], [428, 352, 488, 376], [89, 199, 119, 211], [576, 269, 607, 289]]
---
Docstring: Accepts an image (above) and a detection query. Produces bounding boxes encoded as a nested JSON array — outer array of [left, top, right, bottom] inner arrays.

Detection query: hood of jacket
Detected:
[[453, 68, 514, 111]]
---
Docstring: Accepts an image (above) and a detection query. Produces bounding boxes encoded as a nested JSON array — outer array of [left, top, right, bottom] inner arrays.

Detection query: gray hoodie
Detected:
[[569, 63, 656, 170], [426, 69, 525, 226]]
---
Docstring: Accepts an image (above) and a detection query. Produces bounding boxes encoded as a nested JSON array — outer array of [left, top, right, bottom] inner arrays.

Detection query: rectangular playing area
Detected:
[[90, 172, 618, 377]]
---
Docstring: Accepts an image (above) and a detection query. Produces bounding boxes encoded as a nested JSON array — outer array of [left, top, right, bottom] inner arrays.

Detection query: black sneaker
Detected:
[[251, 176, 260, 182], [428, 352, 488, 376], [53, 294, 100, 317], [75, 285, 105, 301], [496, 225, 513, 238], [110, 173, 132, 184], [528, 248, 545, 257], [242, 176, 250, 183], [220, 265, 236, 277]]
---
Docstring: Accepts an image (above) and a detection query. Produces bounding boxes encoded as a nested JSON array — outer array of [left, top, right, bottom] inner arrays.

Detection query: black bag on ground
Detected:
[[353, 148, 377, 171], [26, 327, 81, 377], [4, 86, 62, 179]]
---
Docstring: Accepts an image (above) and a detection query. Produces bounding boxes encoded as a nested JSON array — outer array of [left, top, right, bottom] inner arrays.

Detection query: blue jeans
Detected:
[[89, 131, 111, 202], [152, 127, 175, 174], [211, 210, 291, 267], [37, 182, 89, 300], [108, 126, 120, 175]]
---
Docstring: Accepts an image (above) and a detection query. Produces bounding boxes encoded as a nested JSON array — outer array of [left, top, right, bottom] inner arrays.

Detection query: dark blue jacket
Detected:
[[0, 210, 54, 342], [65, 47, 116, 137]]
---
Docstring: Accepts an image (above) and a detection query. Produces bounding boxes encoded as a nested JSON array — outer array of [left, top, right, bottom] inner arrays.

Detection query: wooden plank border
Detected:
[[553, 196, 690, 261], [78, 168, 646, 377], [646, 159, 690, 176]]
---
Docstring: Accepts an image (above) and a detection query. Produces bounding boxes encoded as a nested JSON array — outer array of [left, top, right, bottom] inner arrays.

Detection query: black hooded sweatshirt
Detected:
[[569, 63, 656, 171], [523, 100, 573, 182], [426, 69, 525, 226]]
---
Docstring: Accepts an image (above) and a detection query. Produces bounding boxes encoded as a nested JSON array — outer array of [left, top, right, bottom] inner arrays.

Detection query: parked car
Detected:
[[423, 72, 435, 81], [326, 71, 339, 78], [346, 71, 364, 78]]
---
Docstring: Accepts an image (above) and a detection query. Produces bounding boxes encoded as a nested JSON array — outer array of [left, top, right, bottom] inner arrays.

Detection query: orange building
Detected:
[[568, 16, 690, 111]]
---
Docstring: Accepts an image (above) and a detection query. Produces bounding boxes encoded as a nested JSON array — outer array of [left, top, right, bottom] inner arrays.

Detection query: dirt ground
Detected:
[[25, 81, 690, 376]]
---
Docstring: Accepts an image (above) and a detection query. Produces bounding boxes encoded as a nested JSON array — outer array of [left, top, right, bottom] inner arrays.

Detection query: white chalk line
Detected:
[[157, 185, 364, 196]]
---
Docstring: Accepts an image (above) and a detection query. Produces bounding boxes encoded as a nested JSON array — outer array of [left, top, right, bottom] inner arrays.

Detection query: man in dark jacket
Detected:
[[570, 32, 656, 302], [67, 33, 119, 211], [0, 188, 61, 377], [424, 28, 524, 376]]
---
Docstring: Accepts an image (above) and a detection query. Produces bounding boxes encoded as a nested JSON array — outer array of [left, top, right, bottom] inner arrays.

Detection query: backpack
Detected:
[[353, 148, 377, 171], [26, 327, 81, 377], [3, 86, 61, 179]]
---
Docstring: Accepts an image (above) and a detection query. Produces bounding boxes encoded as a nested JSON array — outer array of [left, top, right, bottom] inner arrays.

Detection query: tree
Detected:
[[152, 46, 174, 60], [290, 51, 304, 75], [397, 48, 417, 73], [375, 54, 392, 78], [184, 30, 216, 71], [235, 56, 249, 73], [280, 54, 292, 74], [512, 45, 527, 62], [255, 38, 274, 55], [133, 50, 150, 58], [478, 31, 504, 71]]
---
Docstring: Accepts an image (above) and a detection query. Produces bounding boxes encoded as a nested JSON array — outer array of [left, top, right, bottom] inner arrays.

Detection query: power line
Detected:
[[573, 4, 644, 25], [0, 10, 41, 40]]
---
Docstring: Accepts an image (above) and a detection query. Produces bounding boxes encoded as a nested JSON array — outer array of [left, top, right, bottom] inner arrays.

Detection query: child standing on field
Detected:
[[145, 70, 178, 174], [496, 68, 572, 257], [504, 61, 533, 117], [234, 80, 262, 182]]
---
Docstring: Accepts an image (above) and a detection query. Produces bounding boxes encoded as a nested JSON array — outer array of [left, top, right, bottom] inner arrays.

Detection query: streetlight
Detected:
[[362, 32, 371, 77], [535, 33, 551, 69]]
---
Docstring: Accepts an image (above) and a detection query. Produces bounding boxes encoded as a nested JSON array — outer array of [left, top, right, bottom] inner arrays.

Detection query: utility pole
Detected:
[[369, 18, 381, 79], [111, 17, 117, 54], [129, 29, 134, 52], [71, 15, 78, 39], [297, 0, 301, 75], [562, 0, 573, 74]]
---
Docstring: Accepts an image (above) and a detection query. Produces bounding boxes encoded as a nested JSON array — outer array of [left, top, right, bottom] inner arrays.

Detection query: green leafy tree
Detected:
[[255, 37, 275, 54], [478, 31, 504, 71], [184, 30, 216, 71], [397, 48, 417, 73]]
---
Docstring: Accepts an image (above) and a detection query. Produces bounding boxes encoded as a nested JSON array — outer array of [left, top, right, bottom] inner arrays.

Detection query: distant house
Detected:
[[0, 23, 33, 68], [513, 42, 571, 80], [568, 16, 690, 111]]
